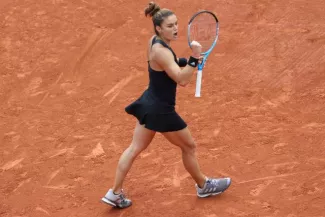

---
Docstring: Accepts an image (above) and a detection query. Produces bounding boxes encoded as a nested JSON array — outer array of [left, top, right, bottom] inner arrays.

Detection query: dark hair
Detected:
[[144, 2, 174, 35]]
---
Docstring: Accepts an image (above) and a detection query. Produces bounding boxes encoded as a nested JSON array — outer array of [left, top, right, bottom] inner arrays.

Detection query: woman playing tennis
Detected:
[[101, 2, 231, 209]]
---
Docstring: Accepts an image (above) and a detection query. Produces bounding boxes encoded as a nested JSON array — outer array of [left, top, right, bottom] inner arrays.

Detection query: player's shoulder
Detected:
[[148, 35, 173, 60], [148, 35, 167, 49], [153, 47, 174, 64]]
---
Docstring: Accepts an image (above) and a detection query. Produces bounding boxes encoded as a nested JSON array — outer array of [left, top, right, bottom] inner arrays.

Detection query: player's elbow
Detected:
[[179, 80, 189, 87]]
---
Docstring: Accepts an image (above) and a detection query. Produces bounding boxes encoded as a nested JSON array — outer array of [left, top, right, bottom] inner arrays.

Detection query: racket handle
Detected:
[[195, 70, 202, 97]]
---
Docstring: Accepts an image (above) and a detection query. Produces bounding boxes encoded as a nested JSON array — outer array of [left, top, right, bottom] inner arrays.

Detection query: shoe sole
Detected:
[[101, 197, 117, 207], [197, 191, 223, 198], [101, 197, 132, 209]]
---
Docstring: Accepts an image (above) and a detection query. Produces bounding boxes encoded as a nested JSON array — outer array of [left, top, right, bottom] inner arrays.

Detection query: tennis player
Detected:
[[101, 2, 231, 209]]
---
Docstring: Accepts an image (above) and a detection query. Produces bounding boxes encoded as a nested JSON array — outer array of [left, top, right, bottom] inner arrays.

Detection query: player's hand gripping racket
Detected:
[[187, 10, 219, 97]]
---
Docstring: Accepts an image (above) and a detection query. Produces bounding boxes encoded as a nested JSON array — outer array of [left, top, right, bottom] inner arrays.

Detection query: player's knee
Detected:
[[129, 143, 147, 157], [182, 140, 197, 153]]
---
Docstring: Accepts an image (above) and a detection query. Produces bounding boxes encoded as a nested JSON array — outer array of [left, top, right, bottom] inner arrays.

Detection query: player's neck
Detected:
[[156, 35, 171, 46]]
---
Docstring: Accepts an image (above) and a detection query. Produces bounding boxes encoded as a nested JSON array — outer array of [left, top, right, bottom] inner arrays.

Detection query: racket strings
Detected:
[[189, 13, 218, 53]]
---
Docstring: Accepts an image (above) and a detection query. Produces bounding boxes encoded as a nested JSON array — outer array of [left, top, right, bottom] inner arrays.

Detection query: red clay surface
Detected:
[[1, 0, 325, 216]]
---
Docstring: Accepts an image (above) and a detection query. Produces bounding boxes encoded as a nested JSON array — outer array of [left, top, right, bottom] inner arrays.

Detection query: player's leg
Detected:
[[102, 121, 156, 208], [112, 121, 156, 193], [162, 127, 206, 187], [162, 127, 231, 198]]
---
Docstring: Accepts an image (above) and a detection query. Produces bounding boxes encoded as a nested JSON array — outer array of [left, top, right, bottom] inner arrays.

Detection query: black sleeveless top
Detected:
[[147, 36, 179, 106], [124, 36, 187, 132]]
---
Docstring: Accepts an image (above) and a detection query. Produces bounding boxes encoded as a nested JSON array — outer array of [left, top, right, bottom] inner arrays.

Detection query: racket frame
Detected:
[[187, 10, 219, 97]]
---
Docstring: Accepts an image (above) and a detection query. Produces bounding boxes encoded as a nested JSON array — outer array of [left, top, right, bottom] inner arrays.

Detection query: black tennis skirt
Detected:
[[125, 90, 187, 132]]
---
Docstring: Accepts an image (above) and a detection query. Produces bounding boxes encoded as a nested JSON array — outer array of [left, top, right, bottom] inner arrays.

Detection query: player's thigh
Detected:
[[130, 121, 156, 151], [161, 127, 196, 150]]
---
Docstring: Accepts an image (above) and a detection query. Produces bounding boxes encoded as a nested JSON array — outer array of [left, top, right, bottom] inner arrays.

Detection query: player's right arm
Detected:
[[154, 42, 202, 87]]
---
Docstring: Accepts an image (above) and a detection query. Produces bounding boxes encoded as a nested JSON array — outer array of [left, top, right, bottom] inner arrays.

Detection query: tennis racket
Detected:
[[187, 10, 219, 97]]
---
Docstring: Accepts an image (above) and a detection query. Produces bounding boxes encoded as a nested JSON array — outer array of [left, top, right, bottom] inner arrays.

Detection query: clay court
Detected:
[[1, 0, 325, 216]]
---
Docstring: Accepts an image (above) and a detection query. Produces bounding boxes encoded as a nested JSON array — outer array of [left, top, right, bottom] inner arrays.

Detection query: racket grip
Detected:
[[195, 69, 202, 97]]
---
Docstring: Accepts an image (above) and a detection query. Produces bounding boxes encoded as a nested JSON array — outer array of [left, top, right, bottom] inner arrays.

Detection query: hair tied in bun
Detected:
[[145, 1, 161, 17]]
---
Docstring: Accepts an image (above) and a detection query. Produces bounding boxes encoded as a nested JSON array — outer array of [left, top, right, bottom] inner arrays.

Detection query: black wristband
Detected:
[[178, 57, 188, 67], [187, 56, 199, 67]]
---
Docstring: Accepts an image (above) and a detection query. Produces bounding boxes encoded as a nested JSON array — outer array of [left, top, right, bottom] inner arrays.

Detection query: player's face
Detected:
[[156, 14, 178, 41]]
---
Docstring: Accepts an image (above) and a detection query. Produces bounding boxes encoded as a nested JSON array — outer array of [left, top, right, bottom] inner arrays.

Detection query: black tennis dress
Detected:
[[125, 36, 187, 132]]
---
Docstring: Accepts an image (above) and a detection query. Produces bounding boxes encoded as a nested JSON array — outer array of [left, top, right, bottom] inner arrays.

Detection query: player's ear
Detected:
[[155, 25, 162, 34]]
